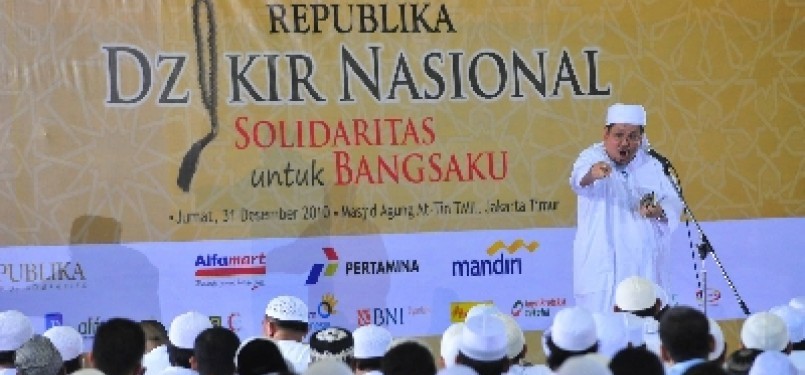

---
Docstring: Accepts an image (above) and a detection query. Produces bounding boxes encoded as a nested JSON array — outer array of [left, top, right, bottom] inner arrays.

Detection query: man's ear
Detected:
[[659, 344, 672, 363], [85, 352, 95, 368], [190, 355, 198, 371], [136, 365, 145, 375]]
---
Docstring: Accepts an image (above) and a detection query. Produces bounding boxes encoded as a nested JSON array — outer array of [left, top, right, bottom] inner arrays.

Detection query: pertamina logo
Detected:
[[306, 248, 339, 285], [452, 240, 539, 277], [194, 253, 266, 277], [357, 307, 405, 327]]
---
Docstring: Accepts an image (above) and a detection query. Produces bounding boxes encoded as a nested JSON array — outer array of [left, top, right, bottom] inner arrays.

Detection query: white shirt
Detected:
[[158, 366, 198, 375], [570, 143, 682, 312], [0, 368, 16, 375], [142, 345, 169, 375], [274, 340, 311, 374]]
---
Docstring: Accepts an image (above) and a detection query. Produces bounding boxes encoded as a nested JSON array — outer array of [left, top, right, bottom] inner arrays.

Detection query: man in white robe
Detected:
[[569, 103, 683, 313]]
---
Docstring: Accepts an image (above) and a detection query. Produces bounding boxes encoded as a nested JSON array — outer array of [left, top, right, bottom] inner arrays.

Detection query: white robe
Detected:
[[570, 143, 682, 312]]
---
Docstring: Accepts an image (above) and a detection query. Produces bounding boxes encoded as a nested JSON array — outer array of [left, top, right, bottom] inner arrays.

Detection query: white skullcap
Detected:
[[653, 283, 669, 308], [551, 307, 597, 351], [741, 312, 789, 351], [592, 312, 630, 359], [353, 324, 392, 359], [168, 311, 213, 349], [459, 314, 508, 361], [494, 313, 525, 359], [556, 354, 613, 375], [748, 350, 797, 375], [606, 103, 646, 126], [770, 305, 805, 343], [708, 318, 726, 361], [615, 276, 656, 312], [436, 364, 479, 375], [615, 312, 647, 347], [43, 325, 84, 361], [0, 310, 33, 351], [465, 304, 498, 320], [265, 295, 309, 323], [440, 323, 465, 366], [302, 358, 353, 375]]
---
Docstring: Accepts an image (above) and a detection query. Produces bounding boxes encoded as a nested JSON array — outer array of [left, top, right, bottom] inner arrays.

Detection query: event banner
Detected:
[[1, 1, 801, 246]]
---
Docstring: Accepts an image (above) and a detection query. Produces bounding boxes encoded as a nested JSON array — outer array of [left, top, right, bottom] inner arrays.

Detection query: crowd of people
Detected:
[[1, 276, 804, 375]]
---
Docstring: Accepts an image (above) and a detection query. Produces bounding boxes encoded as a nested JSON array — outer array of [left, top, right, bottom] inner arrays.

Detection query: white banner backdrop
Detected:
[[2, 217, 803, 346]]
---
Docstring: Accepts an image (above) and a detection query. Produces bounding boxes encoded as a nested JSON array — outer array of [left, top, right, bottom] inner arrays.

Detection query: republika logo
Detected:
[[451, 239, 538, 277], [306, 248, 339, 285]]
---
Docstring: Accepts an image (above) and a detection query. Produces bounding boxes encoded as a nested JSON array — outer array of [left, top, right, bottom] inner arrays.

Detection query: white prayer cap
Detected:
[[769, 305, 805, 343], [741, 312, 789, 351], [465, 303, 498, 320], [302, 358, 353, 375], [551, 307, 597, 351], [748, 351, 797, 375], [441, 322, 465, 367], [168, 311, 213, 349], [43, 325, 84, 361], [606, 103, 646, 126], [556, 354, 613, 375], [615, 312, 646, 347], [494, 313, 525, 359], [0, 310, 33, 351], [592, 312, 630, 359], [265, 295, 309, 323], [353, 324, 392, 359], [436, 364, 479, 375], [615, 276, 656, 312], [459, 313, 507, 361], [708, 318, 726, 361]]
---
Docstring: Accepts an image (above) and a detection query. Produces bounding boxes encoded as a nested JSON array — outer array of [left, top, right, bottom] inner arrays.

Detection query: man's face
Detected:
[[604, 123, 643, 165]]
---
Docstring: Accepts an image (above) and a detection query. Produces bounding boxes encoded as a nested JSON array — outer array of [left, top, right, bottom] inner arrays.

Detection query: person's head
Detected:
[[769, 305, 804, 350], [14, 335, 63, 375], [684, 361, 728, 375], [235, 337, 288, 375], [43, 326, 84, 374], [309, 326, 354, 364], [746, 350, 796, 375], [262, 296, 309, 341], [191, 327, 240, 375], [658, 306, 712, 364], [591, 312, 630, 359], [382, 340, 437, 375], [608, 347, 663, 375], [724, 348, 762, 375], [88, 318, 145, 375], [546, 307, 599, 371], [0, 310, 34, 367], [139, 320, 168, 354], [168, 311, 213, 368], [740, 312, 789, 353], [603, 103, 646, 166], [614, 276, 659, 318], [352, 324, 392, 373], [556, 354, 612, 375], [494, 313, 526, 365], [455, 314, 510, 375], [439, 323, 464, 368]]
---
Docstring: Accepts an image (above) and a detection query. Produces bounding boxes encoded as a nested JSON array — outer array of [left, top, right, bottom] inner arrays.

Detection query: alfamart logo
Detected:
[[306, 247, 339, 285], [451, 239, 539, 277], [194, 253, 267, 277]]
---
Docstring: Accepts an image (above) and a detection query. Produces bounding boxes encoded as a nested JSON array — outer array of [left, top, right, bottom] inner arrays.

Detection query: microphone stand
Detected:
[[655, 156, 750, 317]]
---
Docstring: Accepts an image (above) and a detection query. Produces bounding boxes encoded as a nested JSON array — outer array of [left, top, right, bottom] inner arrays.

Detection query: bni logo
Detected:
[[306, 247, 339, 285], [357, 307, 404, 326], [451, 239, 539, 277]]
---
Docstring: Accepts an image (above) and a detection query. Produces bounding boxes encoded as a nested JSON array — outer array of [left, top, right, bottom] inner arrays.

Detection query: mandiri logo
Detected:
[[306, 247, 339, 285]]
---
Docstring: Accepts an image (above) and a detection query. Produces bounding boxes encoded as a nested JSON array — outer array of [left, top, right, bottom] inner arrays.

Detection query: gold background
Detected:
[[1, 0, 803, 246]]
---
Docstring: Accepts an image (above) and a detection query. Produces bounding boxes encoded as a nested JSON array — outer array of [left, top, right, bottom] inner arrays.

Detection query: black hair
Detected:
[[265, 316, 309, 335], [236, 338, 289, 375], [685, 360, 728, 375], [455, 352, 510, 375], [167, 343, 194, 368], [0, 351, 15, 366], [63, 356, 82, 374], [724, 348, 762, 375], [545, 334, 599, 371], [92, 318, 146, 375], [194, 327, 240, 375], [609, 347, 664, 375], [140, 320, 168, 347], [792, 340, 805, 351], [658, 306, 711, 363], [381, 341, 437, 375]]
